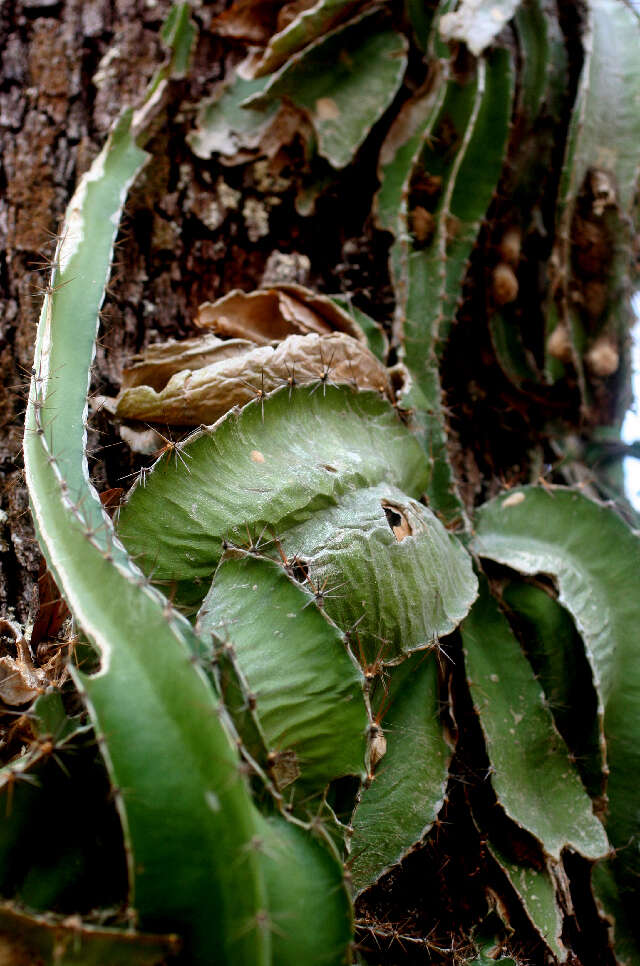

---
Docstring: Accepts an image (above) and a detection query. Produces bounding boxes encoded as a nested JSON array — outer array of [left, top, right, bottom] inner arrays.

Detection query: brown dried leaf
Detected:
[[116, 331, 390, 426], [100, 487, 124, 516], [195, 285, 368, 344], [122, 334, 253, 390], [258, 101, 316, 162], [31, 560, 69, 651]]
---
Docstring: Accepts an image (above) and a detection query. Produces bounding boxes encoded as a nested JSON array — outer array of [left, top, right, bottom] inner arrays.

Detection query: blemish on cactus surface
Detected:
[[586, 337, 619, 378], [547, 323, 573, 363], [492, 263, 518, 305], [411, 206, 434, 245], [498, 226, 521, 266], [268, 749, 301, 790], [502, 492, 525, 508], [315, 97, 340, 120], [589, 169, 616, 217], [290, 558, 310, 584]]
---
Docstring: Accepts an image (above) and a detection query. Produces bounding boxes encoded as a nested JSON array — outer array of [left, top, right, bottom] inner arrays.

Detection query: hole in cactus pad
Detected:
[[381, 502, 412, 542], [290, 558, 310, 583]]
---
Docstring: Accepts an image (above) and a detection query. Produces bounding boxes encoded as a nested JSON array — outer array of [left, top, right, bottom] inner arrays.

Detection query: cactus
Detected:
[[11, 0, 640, 963], [473, 490, 640, 920], [22, 111, 278, 965]]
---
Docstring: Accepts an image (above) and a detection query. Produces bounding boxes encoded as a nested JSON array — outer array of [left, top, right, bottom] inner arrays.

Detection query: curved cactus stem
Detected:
[[69, 611, 272, 964], [349, 651, 450, 894], [592, 861, 639, 966], [548, 0, 640, 405], [501, 580, 604, 800], [258, 813, 354, 965], [514, 0, 566, 122], [461, 577, 608, 861], [486, 841, 566, 962], [374, 60, 448, 243], [373, 1, 461, 529], [28, 111, 147, 537], [158, 2, 197, 81], [118, 389, 477, 659], [472, 488, 640, 903], [198, 551, 368, 801], [383, 43, 514, 525], [29, 691, 90, 742], [489, 0, 567, 389], [556, 0, 640, 239], [22, 112, 277, 965], [250, 0, 363, 77], [187, 70, 277, 162], [488, 310, 540, 389], [244, 11, 408, 169], [0, 706, 124, 914], [401, 49, 514, 365], [0, 692, 92, 859], [328, 297, 388, 363]]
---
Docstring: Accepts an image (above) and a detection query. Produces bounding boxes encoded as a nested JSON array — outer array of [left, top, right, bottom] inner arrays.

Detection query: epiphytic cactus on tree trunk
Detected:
[[8, 0, 640, 963]]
